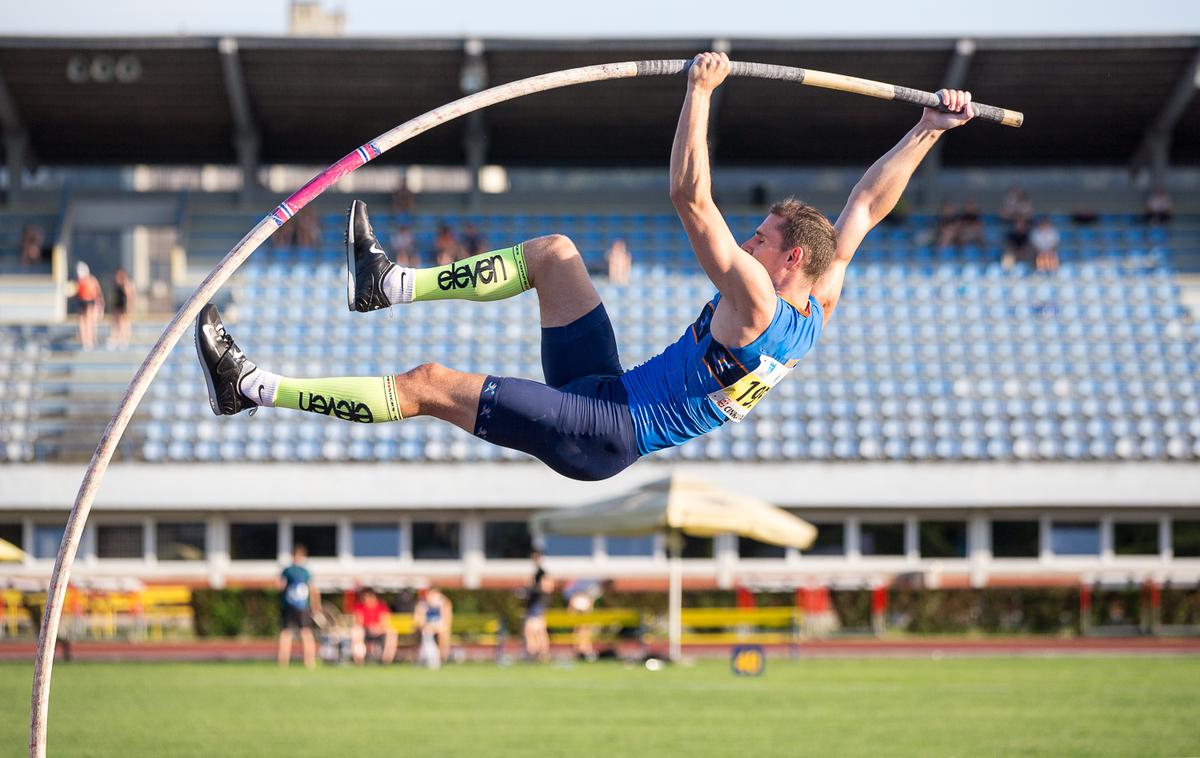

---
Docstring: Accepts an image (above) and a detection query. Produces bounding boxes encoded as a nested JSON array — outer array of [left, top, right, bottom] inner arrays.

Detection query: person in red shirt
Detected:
[[351, 588, 396, 665]]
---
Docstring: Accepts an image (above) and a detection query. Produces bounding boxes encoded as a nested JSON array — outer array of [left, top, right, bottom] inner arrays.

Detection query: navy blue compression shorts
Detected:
[[472, 304, 640, 481]]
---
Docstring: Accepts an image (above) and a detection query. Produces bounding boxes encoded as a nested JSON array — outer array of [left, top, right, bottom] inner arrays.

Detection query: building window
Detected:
[[0, 523, 23, 553], [293, 524, 337, 558], [1173, 520, 1200, 558], [412, 521, 460, 560], [156, 523, 206, 561], [681, 535, 712, 559], [860, 522, 905, 556], [485, 521, 532, 559], [991, 521, 1039, 558], [230, 522, 278, 561], [1050, 521, 1100, 556], [33, 524, 65, 560], [739, 537, 785, 559], [919, 521, 967, 559], [606, 535, 654, 557], [544, 534, 593, 557], [1113, 522, 1159, 556], [803, 522, 845, 556], [351, 523, 400, 558], [96, 524, 144, 559]]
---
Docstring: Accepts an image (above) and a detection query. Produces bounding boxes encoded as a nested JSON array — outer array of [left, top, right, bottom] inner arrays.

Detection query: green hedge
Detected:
[[190, 586, 1200, 638]]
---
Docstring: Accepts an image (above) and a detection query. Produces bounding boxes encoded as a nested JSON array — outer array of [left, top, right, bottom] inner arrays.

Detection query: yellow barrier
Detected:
[[388, 612, 501, 644]]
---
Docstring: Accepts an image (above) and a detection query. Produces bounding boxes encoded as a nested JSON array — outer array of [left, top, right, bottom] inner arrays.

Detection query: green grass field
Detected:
[[3, 657, 1198, 756]]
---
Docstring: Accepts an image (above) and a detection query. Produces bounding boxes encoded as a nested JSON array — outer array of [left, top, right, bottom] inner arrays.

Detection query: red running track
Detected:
[[2, 637, 1199, 663]]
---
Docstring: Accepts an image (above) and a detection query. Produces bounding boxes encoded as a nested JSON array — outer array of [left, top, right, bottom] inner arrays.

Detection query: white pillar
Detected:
[[667, 529, 683, 662], [462, 515, 483, 589]]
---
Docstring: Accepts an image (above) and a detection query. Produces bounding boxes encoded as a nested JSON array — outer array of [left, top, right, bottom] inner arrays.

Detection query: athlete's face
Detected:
[[741, 214, 801, 279]]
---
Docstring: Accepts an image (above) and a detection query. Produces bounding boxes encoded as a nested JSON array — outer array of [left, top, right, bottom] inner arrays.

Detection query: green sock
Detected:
[[412, 245, 530, 302], [273, 376, 402, 423]]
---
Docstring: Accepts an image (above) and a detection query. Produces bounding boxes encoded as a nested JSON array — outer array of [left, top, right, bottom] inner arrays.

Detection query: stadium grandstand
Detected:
[[1, 33, 1199, 608]]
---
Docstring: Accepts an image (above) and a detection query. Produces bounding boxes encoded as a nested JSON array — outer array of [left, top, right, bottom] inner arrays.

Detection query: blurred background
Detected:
[[1, 0, 1199, 654]]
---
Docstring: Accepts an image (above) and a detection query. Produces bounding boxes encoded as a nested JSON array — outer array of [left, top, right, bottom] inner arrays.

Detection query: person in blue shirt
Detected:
[[197, 52, 976, 481], [278, 543, 322, 668]]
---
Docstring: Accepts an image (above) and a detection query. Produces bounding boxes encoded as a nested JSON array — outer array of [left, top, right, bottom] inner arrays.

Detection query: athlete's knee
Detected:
[[403, 361, 447, 389], [529, 233, 581, 266]]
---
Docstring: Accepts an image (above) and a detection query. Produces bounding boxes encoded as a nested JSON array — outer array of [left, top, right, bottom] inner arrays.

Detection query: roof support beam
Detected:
[[918, 39, 974, 208], [218, 37, 261, 206], [460, 39, 489, 208], [1130, 47, 1200, 187], [0, 67, 32, 205]]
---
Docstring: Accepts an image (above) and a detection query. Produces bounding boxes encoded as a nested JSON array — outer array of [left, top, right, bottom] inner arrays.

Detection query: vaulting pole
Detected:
[[30, 58, 1021, 757]]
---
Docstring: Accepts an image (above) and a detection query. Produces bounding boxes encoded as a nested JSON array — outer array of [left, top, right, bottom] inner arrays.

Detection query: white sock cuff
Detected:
[[384, 266, 416, 304], [239, 367, 281, 407]]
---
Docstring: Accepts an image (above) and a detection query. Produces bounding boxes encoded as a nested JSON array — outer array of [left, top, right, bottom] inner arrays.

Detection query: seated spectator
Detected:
[[1070, 205, 1098, 226], [294, 208, 321, 249], [1000, 185, 1033, 225], [414, 587, 453, 668], [1144, 187, 1172, 225], [392, 177, 415, 213], [1029, 217, 1060, 274], [351, 588, 397, 665], [272, 216, 297, 251], [461, 222, 485, 258], [20, 224, 45, 266], [563, 578, 613, 662], [605, 238, 631, 285], [1002, 216, 1033, 271], [957, 199, 985, 246], [934, 202, 961, 249], [433, 223, 460, 266], [390, 223, 416, 267]]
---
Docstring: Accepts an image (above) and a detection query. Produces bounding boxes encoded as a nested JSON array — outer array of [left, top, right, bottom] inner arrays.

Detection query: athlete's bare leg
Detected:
[[519, 234, 603, 328]]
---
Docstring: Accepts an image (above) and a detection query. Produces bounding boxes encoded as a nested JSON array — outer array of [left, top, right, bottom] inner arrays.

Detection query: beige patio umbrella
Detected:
[[529, 472, 816, 661], [0, 538, 27, 563]]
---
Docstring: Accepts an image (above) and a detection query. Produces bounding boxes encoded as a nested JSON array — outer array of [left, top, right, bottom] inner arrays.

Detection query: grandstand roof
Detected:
[[0, 35, 1197, 168]]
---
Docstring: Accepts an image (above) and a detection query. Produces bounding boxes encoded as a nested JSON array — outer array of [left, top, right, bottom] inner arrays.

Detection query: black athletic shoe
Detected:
[[345, 199, 397, 312], [195, 303, 258, 416]]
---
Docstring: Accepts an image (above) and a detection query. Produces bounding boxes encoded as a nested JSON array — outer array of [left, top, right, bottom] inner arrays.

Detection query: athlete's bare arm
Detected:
[[670, 52, 776, 344], [813, 89, 976, 326]]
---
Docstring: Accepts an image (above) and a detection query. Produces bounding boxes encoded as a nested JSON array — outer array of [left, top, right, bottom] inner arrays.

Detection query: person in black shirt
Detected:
[[523, 550, 551, 661]]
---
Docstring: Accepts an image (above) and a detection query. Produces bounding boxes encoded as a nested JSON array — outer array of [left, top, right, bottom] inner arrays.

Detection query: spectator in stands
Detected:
[[20, 224, 45, 267], [73, 261, 104, 351], [351, 588, 397, 665], [1144, 187, 1172, 225], [1000, 185, 1033, 225], [392, 176, 415, 213], [390, 223, 416, 267], [523, 550, 552, 661], [1029, 216, 1060, 274], [414, 587, 453, 667], [294, 208, 321, 250], [605, 238, 632, 285], [957, 199, 985, 246], [433, 222, 460, 266], [273, 215, 297, 251], [107, 267, 134, 349], [1070, 205, 1099, 226], [1002, 216, 1033, 271], [278, 543, 322, 669], [461, 222, 485, 258], [933, 201, 961, 249]]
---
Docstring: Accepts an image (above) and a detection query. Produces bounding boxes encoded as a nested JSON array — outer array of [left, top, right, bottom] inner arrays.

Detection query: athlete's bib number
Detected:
[[707, 355, 793, 422]]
